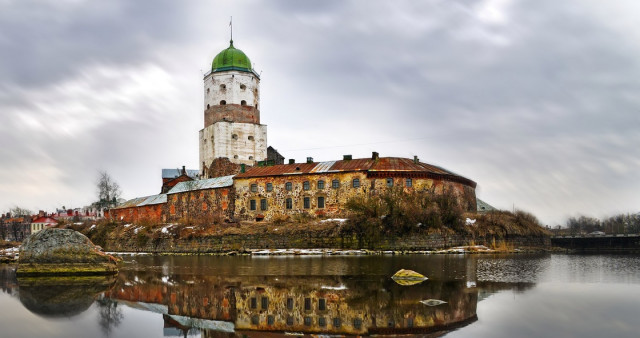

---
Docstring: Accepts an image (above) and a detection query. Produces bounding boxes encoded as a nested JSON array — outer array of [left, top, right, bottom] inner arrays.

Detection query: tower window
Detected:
[[232, 134, 238, 140], [248, 136, 254, 141], [240, 84, 246, 90], [207, 104, 210, 109], [220, 100, 226, 105], [241, 100, 247, 106], [256, 104, 258, 110], [207, 88, 210, 94], [249, 156, 254, 160], [220, 84, 226, 90], [234, 155, 238, 159]]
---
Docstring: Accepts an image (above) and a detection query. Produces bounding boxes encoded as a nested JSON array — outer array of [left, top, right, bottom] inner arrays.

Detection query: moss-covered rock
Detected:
[[17, 228, 118, 276]]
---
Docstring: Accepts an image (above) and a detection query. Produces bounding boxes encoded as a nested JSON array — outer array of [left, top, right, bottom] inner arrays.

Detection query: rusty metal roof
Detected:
[[114, 194, 167, 209], [167, 175, 234, 194], [234, 156, 473, 185]]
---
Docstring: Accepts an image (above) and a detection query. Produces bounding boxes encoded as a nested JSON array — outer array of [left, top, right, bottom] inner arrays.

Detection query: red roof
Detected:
[[234, 157, 476, 187], [31, 217, 58, 225]]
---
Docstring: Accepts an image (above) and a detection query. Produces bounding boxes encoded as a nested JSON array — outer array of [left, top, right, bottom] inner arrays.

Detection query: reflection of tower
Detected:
[[466, 256, 477, 288], [199, 39, 267, 174]]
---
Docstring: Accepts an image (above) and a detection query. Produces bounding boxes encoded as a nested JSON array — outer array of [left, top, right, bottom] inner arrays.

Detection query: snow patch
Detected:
[[465, 218, 476, 225], [321, 285, 347, 290], [320, 218, 348, 223]]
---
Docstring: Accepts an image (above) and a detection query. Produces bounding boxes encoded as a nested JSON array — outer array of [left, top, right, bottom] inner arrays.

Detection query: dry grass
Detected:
[[466, 209, 551, 238]]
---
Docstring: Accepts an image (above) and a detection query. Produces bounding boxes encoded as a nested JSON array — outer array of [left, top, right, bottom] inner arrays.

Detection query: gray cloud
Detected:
[[0, 0, 638, 225]]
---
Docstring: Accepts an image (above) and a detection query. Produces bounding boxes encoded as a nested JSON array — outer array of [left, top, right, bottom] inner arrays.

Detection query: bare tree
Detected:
[[9, 206, 32, 217], [97, 171, 122, 209]]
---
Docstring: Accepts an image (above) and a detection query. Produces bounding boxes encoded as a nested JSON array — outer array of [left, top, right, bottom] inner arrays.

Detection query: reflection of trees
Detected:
[[96, 296, 123, 338]]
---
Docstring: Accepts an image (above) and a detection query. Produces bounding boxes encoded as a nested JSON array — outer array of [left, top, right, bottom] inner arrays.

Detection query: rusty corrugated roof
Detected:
[[234, 157, 473, 186]]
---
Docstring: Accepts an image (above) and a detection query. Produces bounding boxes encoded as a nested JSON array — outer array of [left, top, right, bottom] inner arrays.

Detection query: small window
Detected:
[[220, 100, 226, 105], [304, 317, 312, 326], [318, 317, 327, 327], [207, 88, 210, 94], [318, 298, 326, 311], [317, 180, 325, 189], [407, 317, 414, 328], [207, 104, 210, 109], [248, 135, 254, 141], [249, 156, 254, 160], [241, 100, 247, 106], [286, 297, 294, 310], [386, 178, 393, 187], [250, 297, 257, 309], [250, 200, 256, 211], [317, 196, 325, 209], [303, 197, 310, 209], [250, 184, 257, 192], [267, 315, 274, 325], [353, 178, 360, 188], [353, 318, 362, 329], [285, 182, 292, 191], [266, 183, 273, 192], [286, 316, 294, 326], [240, 84, 246, 90], [303, 181, 310, 190], [332, 179, 339, 189], [406, 178, 413, 187], [220, 84, 226, 90], [232, 134, 238, 140], [304, 298, 311, 311], [285, 198, 293, 210], [333, 318, 341, 328], [260, 199, 267, 211], [233, 155, 238, 159], [261, 297, 269, 309], [251, 315, 259, 325]]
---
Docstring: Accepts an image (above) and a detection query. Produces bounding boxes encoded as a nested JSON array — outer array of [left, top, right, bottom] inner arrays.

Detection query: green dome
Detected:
[[212, 40, 252, 73]]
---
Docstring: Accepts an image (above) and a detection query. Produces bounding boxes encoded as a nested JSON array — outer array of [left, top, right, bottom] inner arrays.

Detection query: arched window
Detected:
[[241, 100, 247, 106], [220, 100, 226, 105], [240, 84, 246, 90], [232, 134, 238, 140]]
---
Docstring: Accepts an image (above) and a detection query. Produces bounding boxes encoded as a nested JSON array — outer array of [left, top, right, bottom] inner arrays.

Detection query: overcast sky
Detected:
[[1, 0, 638, 225]]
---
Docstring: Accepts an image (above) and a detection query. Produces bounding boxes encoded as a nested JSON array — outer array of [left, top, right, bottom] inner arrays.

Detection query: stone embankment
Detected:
[[17, 228, 118, 276]]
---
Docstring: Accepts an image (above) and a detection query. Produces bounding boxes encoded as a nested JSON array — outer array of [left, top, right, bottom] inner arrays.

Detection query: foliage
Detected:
[[471, 210, 550, 237], [565, 213, 640, 235], [342, 186, 464, 245]]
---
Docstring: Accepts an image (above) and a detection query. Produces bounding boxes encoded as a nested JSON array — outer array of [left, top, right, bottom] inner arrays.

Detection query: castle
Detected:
[[109, 39, 477, 224]]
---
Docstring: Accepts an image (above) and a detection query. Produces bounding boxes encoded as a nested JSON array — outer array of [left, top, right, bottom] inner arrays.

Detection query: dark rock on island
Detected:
[[17, 228, 118, 276]]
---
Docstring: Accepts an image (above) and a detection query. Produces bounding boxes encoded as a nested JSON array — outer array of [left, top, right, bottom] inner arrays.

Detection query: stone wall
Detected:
[[166, 187, 235, 223], [104, 231, 550, 253]]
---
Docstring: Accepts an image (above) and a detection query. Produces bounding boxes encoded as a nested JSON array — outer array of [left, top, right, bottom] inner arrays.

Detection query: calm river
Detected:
[[1, 253, 640, 337]]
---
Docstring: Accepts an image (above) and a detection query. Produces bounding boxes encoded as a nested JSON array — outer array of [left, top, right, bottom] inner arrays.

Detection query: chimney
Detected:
[[343, 155, 352, 161], [413, 155, 419, 164], [288, 159, 295, 164], [240, 163, 246, 173], [372, 152, 379, 160], [182, 165, 186, 175], [306, 157, 313, 163]]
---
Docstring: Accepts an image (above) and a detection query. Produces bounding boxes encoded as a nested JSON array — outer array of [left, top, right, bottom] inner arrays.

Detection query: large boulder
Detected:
[[17, 228, 118, 276]]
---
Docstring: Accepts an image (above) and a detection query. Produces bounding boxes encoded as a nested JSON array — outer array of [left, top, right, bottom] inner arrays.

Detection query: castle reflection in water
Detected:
[[1, 256, 537, 337]]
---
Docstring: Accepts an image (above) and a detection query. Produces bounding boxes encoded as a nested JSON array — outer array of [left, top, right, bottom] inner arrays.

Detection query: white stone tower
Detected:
[[199, 39, 267, 175]]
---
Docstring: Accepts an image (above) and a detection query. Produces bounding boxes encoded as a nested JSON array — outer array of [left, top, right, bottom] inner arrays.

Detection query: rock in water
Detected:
[[420, 299, 447, 306], [391, 269, 428, 280], [17, 228, 118, 276]]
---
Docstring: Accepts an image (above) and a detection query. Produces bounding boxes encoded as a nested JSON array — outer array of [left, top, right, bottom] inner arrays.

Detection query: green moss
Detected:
[[16, 263, 117, 276]]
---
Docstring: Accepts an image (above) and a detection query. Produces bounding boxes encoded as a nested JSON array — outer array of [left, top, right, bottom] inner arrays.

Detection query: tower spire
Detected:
[[229, 16, 233, 44]]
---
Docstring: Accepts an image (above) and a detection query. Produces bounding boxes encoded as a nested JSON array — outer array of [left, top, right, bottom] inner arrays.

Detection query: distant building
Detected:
[[476, 199, 497, 213], [161, 166, 199, 193], [30, 216, 58, 234]]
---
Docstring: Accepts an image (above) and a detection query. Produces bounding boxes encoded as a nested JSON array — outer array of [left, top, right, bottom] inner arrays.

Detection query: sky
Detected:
[[0, 0, 638, 226]]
